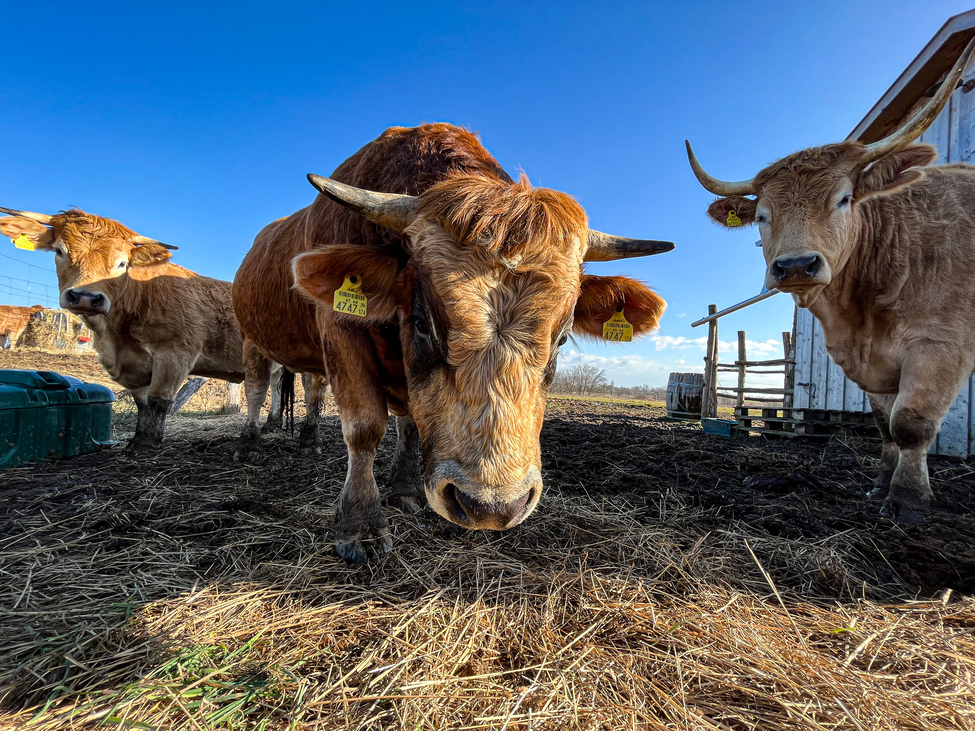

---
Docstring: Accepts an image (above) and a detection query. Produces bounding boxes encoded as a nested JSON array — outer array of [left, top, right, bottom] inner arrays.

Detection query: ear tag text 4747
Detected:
[[726, 210, 743, 227], [12, 234, 34, 251], [333, 274, 367, 317], [602, 307, 632, 342]]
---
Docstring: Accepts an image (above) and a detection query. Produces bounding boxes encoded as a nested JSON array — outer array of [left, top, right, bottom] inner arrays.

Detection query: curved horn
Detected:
[[684, 141, 757, 196], [131, 235, 178, 250], [0, 206, 54, 225], [307, 173, 418, 234], [864, 35, 975, 161], [585, 231, 675, 261]]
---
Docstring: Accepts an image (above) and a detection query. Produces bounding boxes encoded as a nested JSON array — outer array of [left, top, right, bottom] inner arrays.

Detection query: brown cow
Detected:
[[0, 207, 250, 449], [685, 38, 975, 523], [0, 304, 44, 348], [234, 123, 673, 562]]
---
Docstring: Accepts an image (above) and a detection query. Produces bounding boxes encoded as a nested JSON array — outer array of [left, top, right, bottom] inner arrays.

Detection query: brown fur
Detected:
[[235, 123, 667, 560], [699, 140, 975, 521]]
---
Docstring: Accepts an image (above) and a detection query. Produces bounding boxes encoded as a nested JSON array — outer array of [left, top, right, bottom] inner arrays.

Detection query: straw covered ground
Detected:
[[1, 351, 975, 729]]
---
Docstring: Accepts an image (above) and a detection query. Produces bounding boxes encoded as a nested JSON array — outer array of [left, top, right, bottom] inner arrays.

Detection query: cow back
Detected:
[[233, 123, 512, 373]]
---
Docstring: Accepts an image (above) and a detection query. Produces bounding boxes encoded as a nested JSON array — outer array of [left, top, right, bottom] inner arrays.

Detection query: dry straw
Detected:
[[0, 394, 972, 730]]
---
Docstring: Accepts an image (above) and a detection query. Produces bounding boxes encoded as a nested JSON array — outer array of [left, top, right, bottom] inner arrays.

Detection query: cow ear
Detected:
[[0, 217, 55, 250], [856, 144, 937, 199], [129, 243, 173, 267], [572, 275, 666, 339], [292, 245, 402, 323], [707, 196, 757, 227]]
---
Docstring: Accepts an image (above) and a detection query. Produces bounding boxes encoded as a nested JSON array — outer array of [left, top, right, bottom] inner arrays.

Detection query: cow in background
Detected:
[[0, 304, 44, 348], [0, 207, 246, 449], [685, 37, 975, 522], [234, 123, 674, 562], [239, 343, 330, 457]]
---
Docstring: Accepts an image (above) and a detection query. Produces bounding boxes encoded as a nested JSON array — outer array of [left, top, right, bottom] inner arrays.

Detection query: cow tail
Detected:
[[280, 369, 297, 435]]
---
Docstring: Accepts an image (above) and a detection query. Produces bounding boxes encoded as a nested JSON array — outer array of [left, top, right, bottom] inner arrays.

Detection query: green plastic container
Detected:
[[0, 369, 116, 468]]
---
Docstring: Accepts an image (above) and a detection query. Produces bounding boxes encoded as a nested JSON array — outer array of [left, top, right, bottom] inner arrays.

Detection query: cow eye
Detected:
[[412, 312, 430, 337], [755, 213, 768, 224], [557, 334, 568, 347], [837, 194, 853, 208]]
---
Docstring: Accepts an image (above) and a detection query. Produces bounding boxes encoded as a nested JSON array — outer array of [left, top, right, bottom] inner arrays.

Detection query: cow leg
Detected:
[[236, 343, 274, 459], [326, 339, 392, 563], [262, 362, 285, 433], [128, 386, 151, 448], [882, 353, 969, 523], [388, 415, 425, 513], [128, 354, 188, 450], [298, 372, 327, 455], [866, 392, 898, 497]]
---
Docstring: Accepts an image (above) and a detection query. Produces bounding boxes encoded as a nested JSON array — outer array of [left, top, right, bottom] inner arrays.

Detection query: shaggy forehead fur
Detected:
[[417, 173, 590, 268], [754, 142, 866, 202], [52, 209, 139, 251]]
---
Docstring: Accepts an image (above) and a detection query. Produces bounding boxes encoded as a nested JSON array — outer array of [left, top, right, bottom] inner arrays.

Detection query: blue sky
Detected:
[[2, 0, 971, 386]]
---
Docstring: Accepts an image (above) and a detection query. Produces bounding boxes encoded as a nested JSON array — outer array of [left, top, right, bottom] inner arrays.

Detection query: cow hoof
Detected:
[[866, 485, 887, 500], [880, 498, 928, 524], [389, 484, 427, 514], [126, 436, 161, 453], [334, 513, 393, 564], [261, 417, 283, 434]]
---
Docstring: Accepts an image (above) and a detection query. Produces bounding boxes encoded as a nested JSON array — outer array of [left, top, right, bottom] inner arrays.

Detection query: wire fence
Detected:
[[0, 250, 60, 308]]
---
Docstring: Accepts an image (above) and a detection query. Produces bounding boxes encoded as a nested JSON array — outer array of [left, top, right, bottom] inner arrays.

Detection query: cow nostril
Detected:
[[65, 289, 80, 305], [90, 293, 105, 308], [805, 257, 822, 277], [511, 487, 533, 517], [771, 261, 786, 280], [441, 482, 468, 523]]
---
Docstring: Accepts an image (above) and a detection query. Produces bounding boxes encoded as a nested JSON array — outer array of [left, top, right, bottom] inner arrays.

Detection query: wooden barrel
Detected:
[[666, 372, 704, 420]]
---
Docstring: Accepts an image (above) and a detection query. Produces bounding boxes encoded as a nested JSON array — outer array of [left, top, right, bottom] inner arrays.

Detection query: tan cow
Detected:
[[234, 123, 673, 562], [0, 208, 245, 448], [0, 304, 44, 348], [685, 38, 975, 522]]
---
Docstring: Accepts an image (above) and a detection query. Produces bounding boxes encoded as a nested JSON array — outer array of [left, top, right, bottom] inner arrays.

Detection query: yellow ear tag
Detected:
[[13, 234, 35, 251], [726, 210, 743, 227], [333, 274, 368, 317], [602, 307, 633, 342]]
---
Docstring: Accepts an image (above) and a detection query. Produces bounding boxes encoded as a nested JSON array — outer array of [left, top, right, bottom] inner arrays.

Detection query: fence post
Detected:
[[702, 304, 718, 418], [782, 331, 794, 409], [736, 331, 747, 410]]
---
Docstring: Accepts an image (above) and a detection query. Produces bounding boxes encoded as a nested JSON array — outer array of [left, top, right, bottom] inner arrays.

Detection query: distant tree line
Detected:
[[550, 364, 667, 401]]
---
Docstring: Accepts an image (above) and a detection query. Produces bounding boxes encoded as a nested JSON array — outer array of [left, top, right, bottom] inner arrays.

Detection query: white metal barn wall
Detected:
[[793, 54, 975, 458]]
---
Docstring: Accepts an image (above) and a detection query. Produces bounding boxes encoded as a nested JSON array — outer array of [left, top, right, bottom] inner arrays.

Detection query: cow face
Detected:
[[0, 209, 176, 316], [294, 173, 670, 531], [700, 144, 937, 306], [685, 35, 974, 307]]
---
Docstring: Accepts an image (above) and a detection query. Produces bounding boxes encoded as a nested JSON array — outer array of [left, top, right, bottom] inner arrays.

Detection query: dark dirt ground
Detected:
[[543, 399, 975, 596], [2, 388, 973, 601]]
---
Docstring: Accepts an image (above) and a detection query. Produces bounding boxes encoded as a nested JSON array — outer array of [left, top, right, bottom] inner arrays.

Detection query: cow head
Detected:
[[0, 208, 177, 316], [685, 36, 975, 307], [294, 172, 673, 531]]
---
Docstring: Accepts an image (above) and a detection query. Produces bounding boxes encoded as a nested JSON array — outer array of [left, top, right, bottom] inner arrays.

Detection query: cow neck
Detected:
[[805, 197, 910, 343], [112, 262, 198, 317]]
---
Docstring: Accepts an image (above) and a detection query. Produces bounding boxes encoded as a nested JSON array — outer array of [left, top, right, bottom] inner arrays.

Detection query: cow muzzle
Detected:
[[427, 461, 542, 531], [766, 252, 830, 290], [61, 288, 111, 315]]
